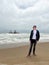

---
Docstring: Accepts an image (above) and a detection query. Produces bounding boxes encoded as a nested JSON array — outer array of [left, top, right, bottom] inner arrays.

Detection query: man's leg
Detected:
[[33, 41, 37, 55], [28, 41, 33, 56]]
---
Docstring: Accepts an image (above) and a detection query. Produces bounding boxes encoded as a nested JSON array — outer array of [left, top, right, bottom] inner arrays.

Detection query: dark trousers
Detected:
[[28, 39, 37, 55]]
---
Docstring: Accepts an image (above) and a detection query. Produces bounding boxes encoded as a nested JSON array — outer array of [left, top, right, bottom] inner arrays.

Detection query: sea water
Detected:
[[0, 33, 49, 45]]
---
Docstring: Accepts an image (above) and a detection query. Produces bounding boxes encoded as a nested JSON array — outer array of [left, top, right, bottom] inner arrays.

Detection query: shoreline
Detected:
[[0, 42, 29, 49], [0, 41, 49, 49]]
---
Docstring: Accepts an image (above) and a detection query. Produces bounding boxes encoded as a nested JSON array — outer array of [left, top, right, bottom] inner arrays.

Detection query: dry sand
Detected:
[[0, 42, 49, 65]]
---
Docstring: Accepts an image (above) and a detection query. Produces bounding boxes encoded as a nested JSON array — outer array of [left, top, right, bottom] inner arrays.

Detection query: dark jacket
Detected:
[[30, 30, 40, 41]]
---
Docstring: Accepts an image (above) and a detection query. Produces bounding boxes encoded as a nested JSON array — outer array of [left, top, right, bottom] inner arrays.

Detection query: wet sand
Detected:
[[0, 42, 49, 65]]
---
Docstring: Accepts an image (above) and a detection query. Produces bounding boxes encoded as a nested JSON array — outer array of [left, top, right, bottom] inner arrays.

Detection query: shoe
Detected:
[[26, 54, 30, 57], [33, 53, 36, 56]]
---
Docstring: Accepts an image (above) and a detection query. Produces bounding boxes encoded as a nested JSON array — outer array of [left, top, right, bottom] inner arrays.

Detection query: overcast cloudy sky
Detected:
[[0, 0, 49, 33]]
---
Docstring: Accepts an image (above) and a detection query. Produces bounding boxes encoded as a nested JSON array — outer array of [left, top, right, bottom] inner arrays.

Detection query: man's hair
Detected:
[[33, 25, 37, 28]]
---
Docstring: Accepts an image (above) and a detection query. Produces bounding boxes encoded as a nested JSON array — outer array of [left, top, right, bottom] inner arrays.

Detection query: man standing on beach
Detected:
[[28, 25, 40, 56]]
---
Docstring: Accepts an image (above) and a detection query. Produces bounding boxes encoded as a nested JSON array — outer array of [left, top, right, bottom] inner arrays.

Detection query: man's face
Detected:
[[33, 27, 36, 30]]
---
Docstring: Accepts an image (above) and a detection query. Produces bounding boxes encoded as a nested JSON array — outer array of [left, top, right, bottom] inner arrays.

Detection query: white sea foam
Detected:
[[0, 33, 49, 45]]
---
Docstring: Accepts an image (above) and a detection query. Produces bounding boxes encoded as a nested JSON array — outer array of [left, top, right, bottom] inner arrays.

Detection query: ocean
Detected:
[[0, 33, 49, 45]]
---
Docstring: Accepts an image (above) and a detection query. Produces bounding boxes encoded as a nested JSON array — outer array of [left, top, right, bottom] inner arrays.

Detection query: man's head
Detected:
[[33, 25, 37, 30]]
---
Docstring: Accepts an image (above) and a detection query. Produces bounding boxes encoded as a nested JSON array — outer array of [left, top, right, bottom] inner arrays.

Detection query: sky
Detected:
[[0, 0, 49, 33]]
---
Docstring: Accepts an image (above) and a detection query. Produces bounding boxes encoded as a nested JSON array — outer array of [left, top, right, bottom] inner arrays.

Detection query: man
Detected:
[[28, 25, 40, 56]]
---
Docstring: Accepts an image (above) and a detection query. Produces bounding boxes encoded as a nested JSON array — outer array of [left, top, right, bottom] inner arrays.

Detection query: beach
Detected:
[[0, 0, 49, 65], [0, 42, 49, 65]]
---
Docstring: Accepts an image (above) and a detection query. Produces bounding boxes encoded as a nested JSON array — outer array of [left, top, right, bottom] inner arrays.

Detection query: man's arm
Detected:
[[37, 30, 40, 41], [38, 31, 40, 40], [30, 30, 33, 41]]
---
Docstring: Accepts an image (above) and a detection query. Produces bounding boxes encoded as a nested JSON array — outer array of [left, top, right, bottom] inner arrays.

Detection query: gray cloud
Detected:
[[15, 0, 38, 9], [0, 0, 49, 33]]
